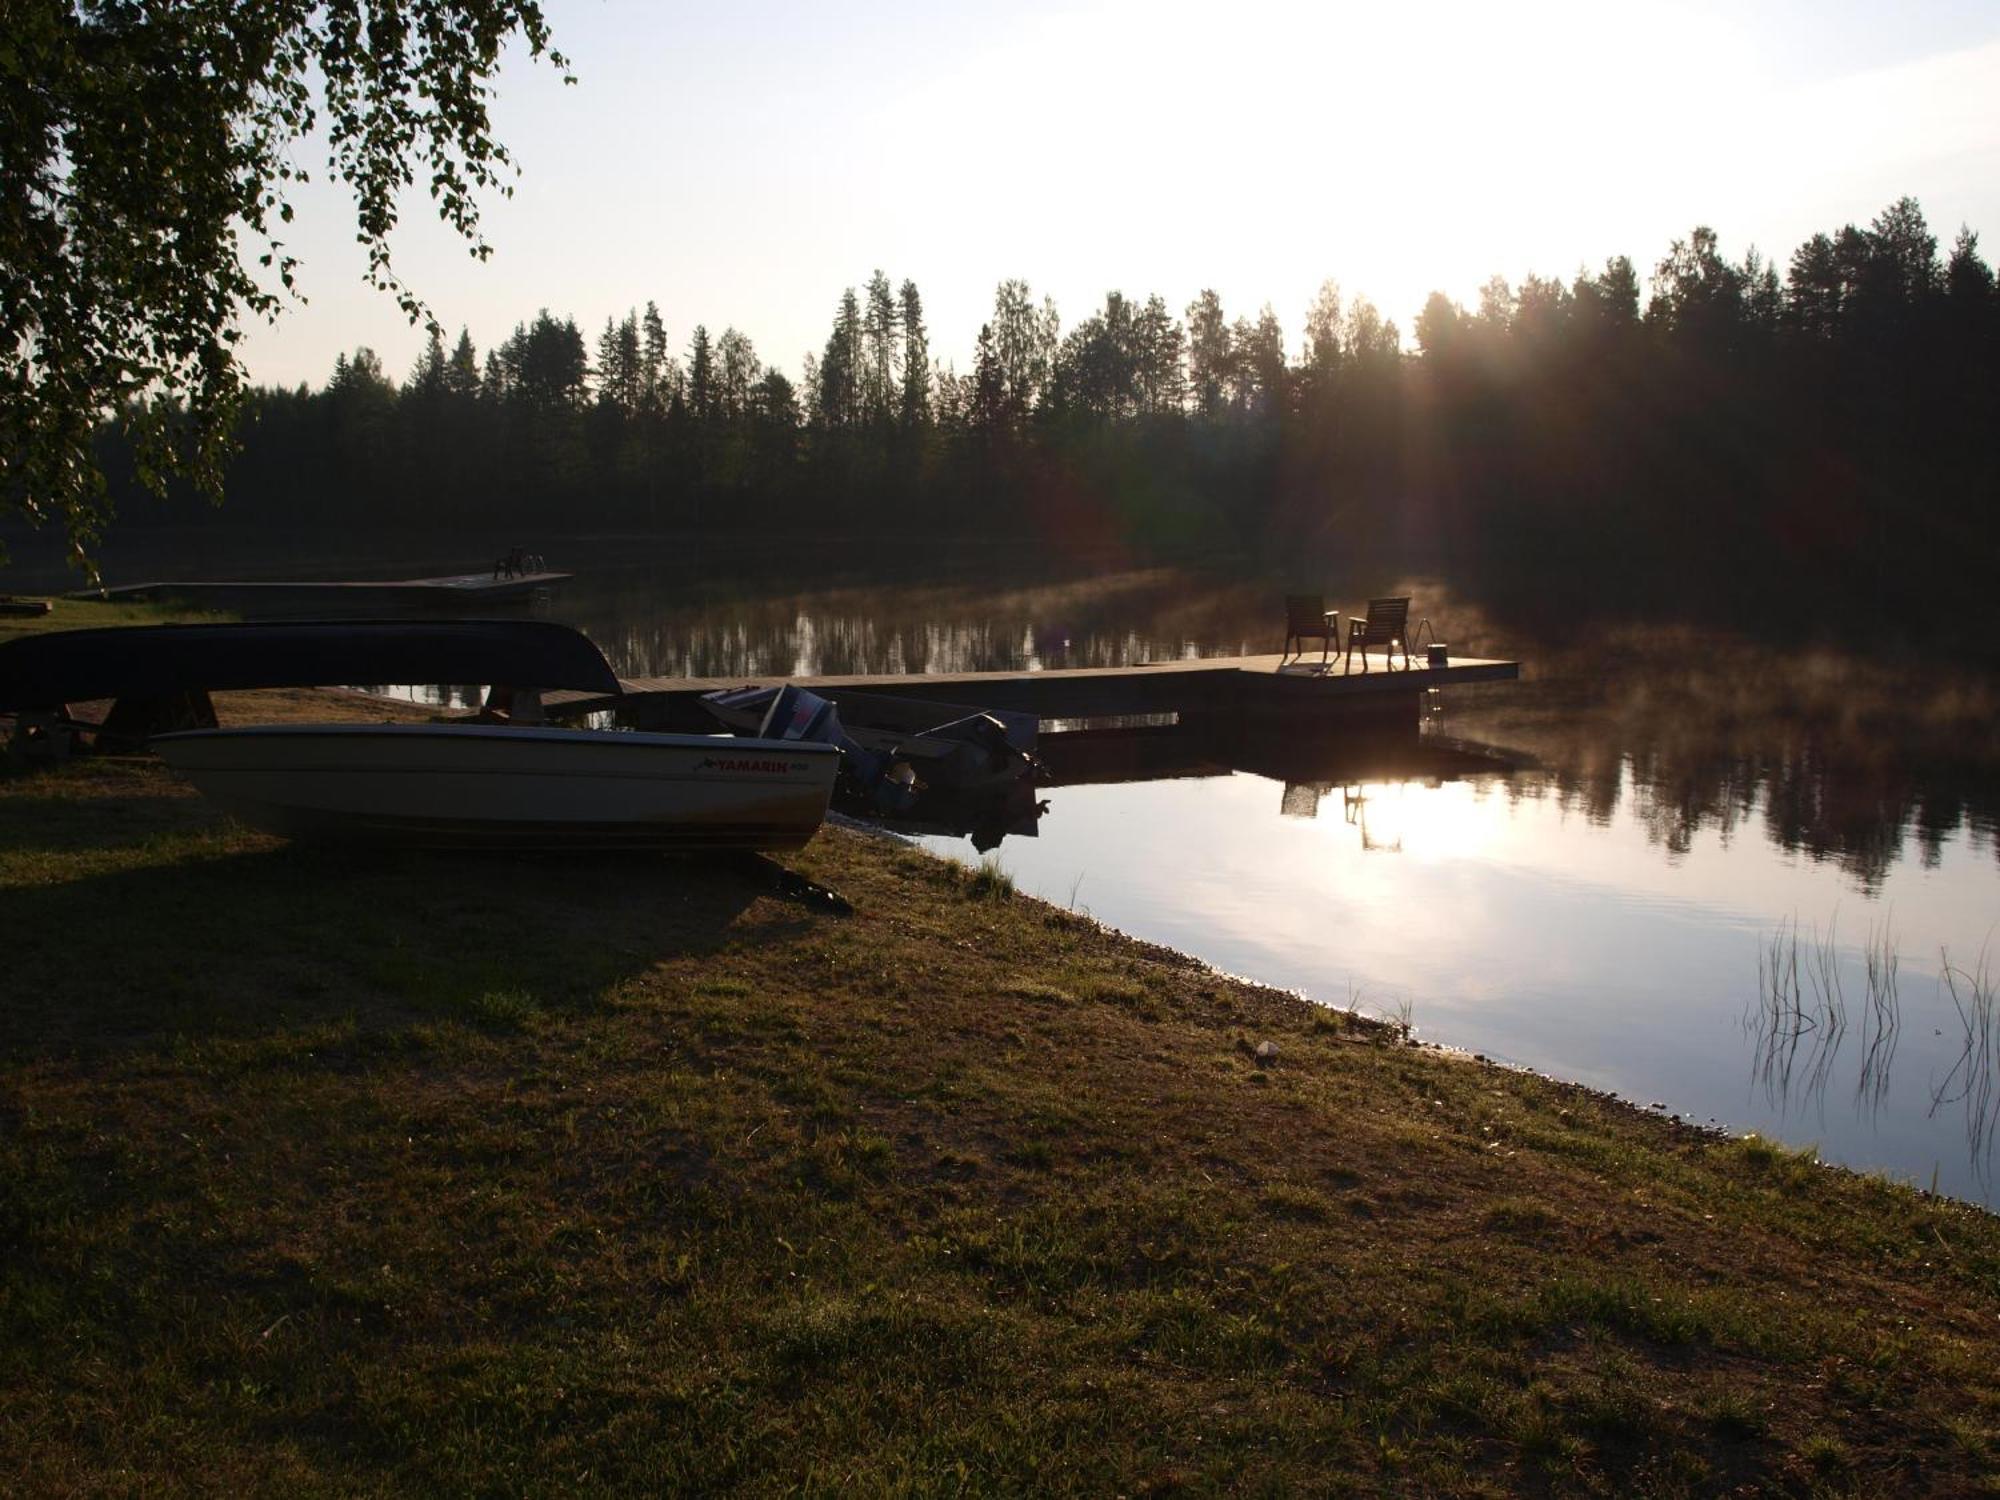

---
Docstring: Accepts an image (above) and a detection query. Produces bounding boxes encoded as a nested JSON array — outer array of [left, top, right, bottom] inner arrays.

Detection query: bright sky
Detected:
[[239, 0, 2000, 390]]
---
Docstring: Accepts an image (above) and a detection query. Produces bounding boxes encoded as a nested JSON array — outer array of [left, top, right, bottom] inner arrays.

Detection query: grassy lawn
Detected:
[[5, 604, 2000, 1494]]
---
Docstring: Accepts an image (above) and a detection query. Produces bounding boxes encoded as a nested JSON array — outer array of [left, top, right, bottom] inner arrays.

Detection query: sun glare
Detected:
[[1333, 778, 1507, 863]]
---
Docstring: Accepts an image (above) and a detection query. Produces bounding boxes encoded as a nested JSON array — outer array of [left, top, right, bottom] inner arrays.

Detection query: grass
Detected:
[[7, 630, 2000, 1491], [963, 855, 1015, 899], [0, 593, 231, 637]]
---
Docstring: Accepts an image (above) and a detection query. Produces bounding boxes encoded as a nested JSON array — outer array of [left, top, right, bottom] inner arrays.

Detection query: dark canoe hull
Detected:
[[153, 724, 840, 851], [79, 572, 571, 614], [0, 619, 620, 713]]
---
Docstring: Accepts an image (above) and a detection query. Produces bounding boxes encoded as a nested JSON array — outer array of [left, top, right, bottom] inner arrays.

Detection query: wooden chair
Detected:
[[1281, 595, 1337, 666], [1343, 596, 1412, 673]]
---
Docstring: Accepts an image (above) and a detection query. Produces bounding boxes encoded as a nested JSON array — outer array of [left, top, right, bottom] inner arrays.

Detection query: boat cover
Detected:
[[0, 619, 622, 711]]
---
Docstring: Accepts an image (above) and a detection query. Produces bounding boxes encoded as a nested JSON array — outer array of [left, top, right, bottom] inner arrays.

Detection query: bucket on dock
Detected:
[[1426, 644, 1449, 667]]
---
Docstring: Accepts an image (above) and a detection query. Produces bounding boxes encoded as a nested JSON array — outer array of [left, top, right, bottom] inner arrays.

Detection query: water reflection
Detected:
[[566, 565, 1282, 682], [552, 565, 2000, 893], [328, 559, 2000, 1199], [1026, 721, 1528, 852], [848, 780, 1047, 854], [1442, 703, 2000, 893]]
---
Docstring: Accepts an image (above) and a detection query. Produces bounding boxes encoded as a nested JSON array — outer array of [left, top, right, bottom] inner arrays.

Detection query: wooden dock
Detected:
[[549, 651, 1519, 731], [76, 571, 570, 614]]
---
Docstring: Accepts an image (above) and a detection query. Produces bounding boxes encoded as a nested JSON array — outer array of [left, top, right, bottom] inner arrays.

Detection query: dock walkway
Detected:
[[549, 651, 1519, 730]]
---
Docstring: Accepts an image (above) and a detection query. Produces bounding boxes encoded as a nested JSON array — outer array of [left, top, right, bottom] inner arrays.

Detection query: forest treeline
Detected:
[[100, 195, 2000, 640]]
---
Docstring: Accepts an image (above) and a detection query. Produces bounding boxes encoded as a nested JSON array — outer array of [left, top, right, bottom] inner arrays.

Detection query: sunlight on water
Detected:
[[919, 761, 2000, 1205]]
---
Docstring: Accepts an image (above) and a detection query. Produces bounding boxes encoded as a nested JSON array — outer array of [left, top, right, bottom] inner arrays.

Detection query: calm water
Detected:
[[104, 541, 2000, 1205]]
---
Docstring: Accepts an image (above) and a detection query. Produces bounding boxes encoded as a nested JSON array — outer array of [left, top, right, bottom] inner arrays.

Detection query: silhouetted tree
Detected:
[[89, 193, 2000, 650], [899, 280, 932, 427], [862, 271, 901, 424], [1185, 289, 1232, 418]]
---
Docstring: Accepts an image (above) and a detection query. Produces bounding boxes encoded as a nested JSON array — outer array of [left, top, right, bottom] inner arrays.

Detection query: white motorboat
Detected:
[[153, 723, 840, 851]]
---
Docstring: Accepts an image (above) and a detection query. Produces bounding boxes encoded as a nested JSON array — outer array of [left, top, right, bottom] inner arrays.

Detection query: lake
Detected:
[[31, 534, 2000, 1205], [522, 556, 2000, 1205]]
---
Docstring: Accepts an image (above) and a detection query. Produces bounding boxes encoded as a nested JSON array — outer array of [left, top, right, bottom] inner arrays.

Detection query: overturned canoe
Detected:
[[0, 619, 620, 713]]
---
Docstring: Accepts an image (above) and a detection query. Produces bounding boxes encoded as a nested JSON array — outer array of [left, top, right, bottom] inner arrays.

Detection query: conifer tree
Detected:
[[596, 312, 643, 415], [899, 279, 932, 426], [444, 330, 482, 399], [407, 328, 448, 398], [641, 302, 672, 414], [684, 326, 717, 424], [814, 290, 862, 429], [862, 270, 901, 423], [1134, 295, 1185, 415]]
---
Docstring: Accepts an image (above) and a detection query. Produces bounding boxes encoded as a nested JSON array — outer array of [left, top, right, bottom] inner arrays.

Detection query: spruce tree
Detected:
[[899, 280, 932, 426]]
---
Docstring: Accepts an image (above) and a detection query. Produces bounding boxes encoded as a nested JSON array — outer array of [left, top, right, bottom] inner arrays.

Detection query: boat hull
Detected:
[[153, 725, 840, 851]]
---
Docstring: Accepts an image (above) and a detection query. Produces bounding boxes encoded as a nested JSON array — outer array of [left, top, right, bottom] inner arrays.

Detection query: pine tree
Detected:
[[444, 329, 482, 398], [407, 327, 447, 397], [1946, 226, 1995, 306], [640, 302, 671, 414], [899, 279, 931, 426], [862, 270, 901, 423], [1134, 294, 1184, 414], [970, 323, 1006, 437], [687, 325, 716, 422], [596, 311, 642, 415], [814, 290, 862, 429], [1787, 234, 1844, 339]]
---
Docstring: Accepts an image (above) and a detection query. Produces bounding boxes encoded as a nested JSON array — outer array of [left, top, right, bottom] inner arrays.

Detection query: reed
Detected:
[[1855, 916, 1901, 1116], [1749, 913, 1901, 1120], [1929, 941, 1999, 1177]]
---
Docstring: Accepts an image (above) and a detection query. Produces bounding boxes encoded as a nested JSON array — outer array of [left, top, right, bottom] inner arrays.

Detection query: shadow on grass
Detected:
[[0, 837, 786, 1060], [0, 791, 214, 854]]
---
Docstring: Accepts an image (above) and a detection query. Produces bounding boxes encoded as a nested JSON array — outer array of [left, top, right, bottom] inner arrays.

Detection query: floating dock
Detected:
[[549, 651, 1519, 731], [75, 571, 570, 615]]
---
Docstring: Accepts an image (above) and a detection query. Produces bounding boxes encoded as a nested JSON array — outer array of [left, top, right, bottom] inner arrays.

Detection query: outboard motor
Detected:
[[740, 684, 921, 813], [757, 683, 842, 744]]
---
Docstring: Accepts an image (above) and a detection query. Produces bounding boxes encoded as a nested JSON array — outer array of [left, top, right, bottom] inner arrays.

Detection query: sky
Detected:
[[238, 0, 2000, 391]]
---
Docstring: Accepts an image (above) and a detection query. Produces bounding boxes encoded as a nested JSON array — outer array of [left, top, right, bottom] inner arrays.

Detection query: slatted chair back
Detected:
[[1285, 595, 1332, 638], [1282, 594, 1336, 665], [1343, 596, 1412, 672]]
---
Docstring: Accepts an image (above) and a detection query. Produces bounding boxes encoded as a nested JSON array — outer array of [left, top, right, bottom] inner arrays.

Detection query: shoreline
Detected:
[[8, 615, 2000, 1490], [11, 692, 2000, 1496]]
